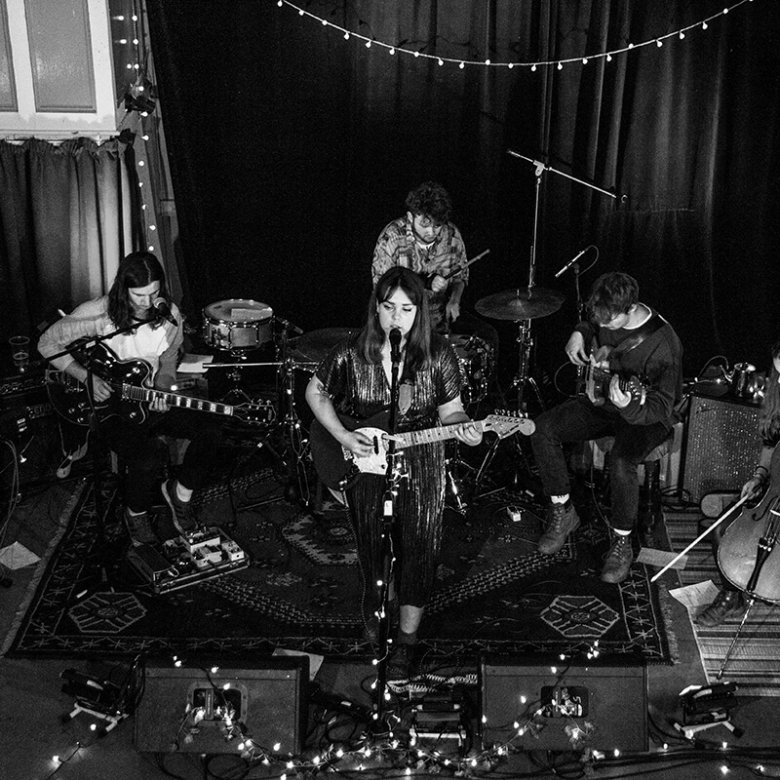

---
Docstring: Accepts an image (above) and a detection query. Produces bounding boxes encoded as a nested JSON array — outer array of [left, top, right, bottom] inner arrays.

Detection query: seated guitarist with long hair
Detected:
[[530, 271, 683, 584], [305, 266, 483, 683], [38, 251, 222, 545]]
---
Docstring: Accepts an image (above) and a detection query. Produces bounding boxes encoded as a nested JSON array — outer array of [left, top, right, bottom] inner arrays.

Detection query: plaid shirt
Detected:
[[371, 216, 468, 326]]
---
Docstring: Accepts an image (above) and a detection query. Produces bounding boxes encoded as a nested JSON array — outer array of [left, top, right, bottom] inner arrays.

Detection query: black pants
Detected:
[[99, 408, 223, 514], [530, 396, 670, 532]]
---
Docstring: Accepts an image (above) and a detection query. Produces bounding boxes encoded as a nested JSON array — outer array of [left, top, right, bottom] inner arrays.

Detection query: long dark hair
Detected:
[[107, 251, 168, 329], [358, 266, 433, 376], [759, 340, 780, 441]]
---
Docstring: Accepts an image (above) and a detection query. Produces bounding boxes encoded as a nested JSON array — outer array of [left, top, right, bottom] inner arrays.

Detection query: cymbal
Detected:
[[289, 327, 357, 363], [475, 287, 565, 320]]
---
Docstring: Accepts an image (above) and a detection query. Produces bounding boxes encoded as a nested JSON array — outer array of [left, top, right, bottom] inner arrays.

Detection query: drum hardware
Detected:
[[445, 450, 475, 515], [475, 288, 564, 411], [287, 327, 358, 364]]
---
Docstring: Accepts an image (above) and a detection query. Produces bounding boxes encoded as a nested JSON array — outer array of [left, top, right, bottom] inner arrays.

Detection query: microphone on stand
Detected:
[[152, 298, 178, 327], [276, 317, 304, 335], [389, 328, 402, 364], [554, 246, 591, 279]]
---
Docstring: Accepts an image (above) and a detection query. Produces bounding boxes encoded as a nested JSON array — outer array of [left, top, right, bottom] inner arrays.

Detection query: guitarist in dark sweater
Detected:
[[530, 272, 683, 583], [38, 252, 223, 545]]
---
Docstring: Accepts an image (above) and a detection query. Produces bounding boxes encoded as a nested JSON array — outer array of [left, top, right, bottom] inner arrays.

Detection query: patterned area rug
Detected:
[[4, 472, 675, 669], [666, 510, 780, 697]]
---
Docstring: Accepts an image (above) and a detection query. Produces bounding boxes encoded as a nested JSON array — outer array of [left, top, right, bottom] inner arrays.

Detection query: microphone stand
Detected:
[[505, 150, 617, 409], [41, 320, 160, 582], [372, 342, 402, 730]]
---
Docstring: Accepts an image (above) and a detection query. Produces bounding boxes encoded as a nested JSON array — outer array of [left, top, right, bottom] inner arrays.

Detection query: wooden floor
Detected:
[[1, 478, 779, 780]]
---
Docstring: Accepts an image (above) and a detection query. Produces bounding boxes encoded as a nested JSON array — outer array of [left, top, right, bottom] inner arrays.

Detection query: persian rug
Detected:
[[666, 510, 780, 697], [4, 470, 675, 670]]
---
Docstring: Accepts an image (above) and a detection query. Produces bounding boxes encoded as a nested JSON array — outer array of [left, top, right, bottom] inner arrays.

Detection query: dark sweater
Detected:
[[575, 307, 683, 429]]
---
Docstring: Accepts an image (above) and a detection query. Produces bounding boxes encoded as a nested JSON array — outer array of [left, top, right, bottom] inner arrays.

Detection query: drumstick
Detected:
[[649, 494, 751, 582], [441, 249, 490, 281]]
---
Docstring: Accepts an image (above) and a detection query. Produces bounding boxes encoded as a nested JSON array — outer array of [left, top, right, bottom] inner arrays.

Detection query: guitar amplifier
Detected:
[[681, 394, 763, 503], [0, 366, 58, 485]]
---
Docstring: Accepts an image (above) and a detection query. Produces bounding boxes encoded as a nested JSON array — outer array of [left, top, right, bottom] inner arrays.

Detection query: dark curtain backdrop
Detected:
[[0, 138, 132, 344], [146, 0, 780, 378]]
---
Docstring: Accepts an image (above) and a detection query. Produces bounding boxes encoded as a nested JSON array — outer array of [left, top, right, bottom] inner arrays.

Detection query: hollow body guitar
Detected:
[[46, 340, 271, 427], [584, 345, 649, 406], [310, 410, 535, 490]]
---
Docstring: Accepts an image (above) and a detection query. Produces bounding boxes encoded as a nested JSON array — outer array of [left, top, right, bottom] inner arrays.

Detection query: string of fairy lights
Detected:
[[278, 0, 755, 71], [114, 1, 159, 257]]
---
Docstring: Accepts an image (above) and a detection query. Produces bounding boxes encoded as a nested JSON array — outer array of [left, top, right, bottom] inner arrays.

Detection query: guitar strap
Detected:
[[607, 310, 666, 365]]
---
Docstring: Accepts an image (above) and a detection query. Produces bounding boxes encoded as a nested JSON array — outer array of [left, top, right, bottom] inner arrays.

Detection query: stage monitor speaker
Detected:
[[681, 394, 762, 503], [479, 655, 648, 752], [134, 656, 308, 754]]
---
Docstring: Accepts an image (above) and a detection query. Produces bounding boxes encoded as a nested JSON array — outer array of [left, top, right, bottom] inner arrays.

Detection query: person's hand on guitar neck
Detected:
[[607, 373, 632, 409]]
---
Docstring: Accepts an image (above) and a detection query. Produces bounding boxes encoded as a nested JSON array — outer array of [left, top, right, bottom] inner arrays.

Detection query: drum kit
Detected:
[[197, 275, 565, 511]]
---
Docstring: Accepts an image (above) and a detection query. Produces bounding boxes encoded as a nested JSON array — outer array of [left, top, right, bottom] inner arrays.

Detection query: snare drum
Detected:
[[449, 334, 494, 405], [203, 299, 273, 351]]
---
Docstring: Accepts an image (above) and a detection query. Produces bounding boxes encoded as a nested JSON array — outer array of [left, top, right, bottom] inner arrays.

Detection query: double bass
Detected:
[[717, 442, 780, 604]]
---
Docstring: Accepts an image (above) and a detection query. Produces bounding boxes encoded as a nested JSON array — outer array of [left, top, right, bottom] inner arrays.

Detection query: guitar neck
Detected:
[[120, 384, 235, 417], [393, 420, 489, 448]]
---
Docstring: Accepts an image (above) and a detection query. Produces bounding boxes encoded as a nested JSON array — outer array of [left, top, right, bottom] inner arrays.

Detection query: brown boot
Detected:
[[695, 589, 745, 627], [538, 502, 580, 555], [600, 533, 634, 584]]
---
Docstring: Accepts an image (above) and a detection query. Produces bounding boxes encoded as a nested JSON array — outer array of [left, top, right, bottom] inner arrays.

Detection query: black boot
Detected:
[[695, 589, 745, 627]]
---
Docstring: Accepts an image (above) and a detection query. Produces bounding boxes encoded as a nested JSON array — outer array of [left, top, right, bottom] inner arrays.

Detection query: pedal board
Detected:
[[127, 526, 249, 594]]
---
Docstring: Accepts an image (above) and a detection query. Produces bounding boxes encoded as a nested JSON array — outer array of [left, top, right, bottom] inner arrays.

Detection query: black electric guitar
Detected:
[[46, 341, 272, 427], [584, 345, 649, 407], [310, 410, 535, 490]]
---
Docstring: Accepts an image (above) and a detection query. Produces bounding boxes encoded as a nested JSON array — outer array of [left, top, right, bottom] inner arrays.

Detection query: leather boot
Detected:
[[695, 589, 745, 627]]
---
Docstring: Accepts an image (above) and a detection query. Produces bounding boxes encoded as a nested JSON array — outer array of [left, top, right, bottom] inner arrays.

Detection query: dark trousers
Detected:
[[530, 396, 670, 532], [99, 408, 223, 514]]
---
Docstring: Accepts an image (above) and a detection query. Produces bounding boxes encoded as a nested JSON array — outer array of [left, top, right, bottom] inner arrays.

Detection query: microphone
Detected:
[[554, 247, 590, 279], [152, 297, 178, 326], [276, 317, 304, 335], [389, 328, 402, 363]]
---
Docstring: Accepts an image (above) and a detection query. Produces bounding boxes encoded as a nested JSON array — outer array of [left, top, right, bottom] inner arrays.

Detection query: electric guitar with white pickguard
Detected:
[[310, 410, 535, 490]]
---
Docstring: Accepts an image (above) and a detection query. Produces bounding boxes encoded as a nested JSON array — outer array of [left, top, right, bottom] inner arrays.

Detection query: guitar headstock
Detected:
[[233, 400, 276, 426], [482, 410, 536, 438]]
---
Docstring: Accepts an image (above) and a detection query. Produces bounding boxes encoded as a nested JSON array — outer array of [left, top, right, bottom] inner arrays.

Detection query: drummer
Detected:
[[371, 181, 498, 359]]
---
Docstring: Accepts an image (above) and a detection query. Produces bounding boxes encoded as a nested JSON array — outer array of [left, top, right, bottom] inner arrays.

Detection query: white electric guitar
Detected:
[[311, 411, 535, 489]]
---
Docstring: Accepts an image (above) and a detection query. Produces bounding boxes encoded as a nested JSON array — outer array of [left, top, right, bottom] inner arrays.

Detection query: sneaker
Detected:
[[695, 589, 745, 627], [123, 509, 156, 545], [387, 643, 413, 682], [538, 501, 580, 554], [162, 479, 198, 535], [600, 533, 634, 583]]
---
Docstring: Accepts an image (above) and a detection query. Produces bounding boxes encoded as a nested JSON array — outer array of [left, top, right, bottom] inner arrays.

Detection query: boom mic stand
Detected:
[[505, 150, 617, 409]]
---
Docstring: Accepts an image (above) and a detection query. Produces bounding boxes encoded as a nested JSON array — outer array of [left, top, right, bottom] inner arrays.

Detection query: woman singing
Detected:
[[305, 267, 482, 681]]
